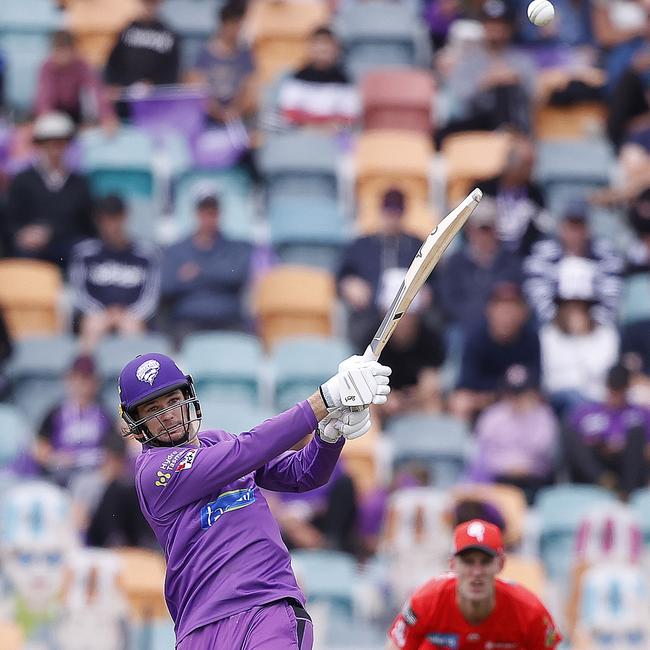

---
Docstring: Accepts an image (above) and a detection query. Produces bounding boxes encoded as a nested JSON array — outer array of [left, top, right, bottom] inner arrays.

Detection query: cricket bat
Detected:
[[364, 188, 483, 362]]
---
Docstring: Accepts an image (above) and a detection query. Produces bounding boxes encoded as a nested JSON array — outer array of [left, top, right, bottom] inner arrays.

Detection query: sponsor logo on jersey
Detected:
[[200, 487, 256, 529], [175, 449, 197, 472], [425, 633, 459, 649], [402, 605, 417, 626], [136, 359, 160, 385], [159, 449, 184, 473], [155, 471, 171, 487], [544, 617, 558, 647], [485, 643, 517, 649], [390, 619, 407, 648]]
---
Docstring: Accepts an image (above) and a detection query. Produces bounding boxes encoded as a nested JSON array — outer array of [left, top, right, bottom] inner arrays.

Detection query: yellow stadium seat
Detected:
[[252, 265, 335, 350], [500, 554, 547, 598], [340, 416, 382, 496], [354, 129, 436, 238], [441, 131, 513, 205], [246, 0, 330, 84], [115, 547, 169, 621], [0, 259, 63, 339]]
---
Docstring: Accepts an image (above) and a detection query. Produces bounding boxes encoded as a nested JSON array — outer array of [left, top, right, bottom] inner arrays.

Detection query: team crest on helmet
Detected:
[[136, 359, 161, 385]]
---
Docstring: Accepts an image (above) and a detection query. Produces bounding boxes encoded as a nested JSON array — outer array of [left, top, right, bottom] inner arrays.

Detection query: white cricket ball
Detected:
[[527, 0, 555, 26]]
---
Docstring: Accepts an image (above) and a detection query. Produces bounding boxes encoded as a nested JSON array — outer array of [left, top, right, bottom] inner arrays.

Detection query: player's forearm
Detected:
[[307, 391, 329, 422]]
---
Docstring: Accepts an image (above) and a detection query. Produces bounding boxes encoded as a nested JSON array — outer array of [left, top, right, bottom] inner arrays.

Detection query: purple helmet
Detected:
[[118, 353, 201, 446]]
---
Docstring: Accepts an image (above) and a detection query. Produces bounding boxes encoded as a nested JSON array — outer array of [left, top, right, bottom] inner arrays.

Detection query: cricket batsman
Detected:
[[118, 351, 391, 648]]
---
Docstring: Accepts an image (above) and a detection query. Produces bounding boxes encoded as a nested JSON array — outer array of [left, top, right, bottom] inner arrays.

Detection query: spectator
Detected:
[[479, 133, 551, 256], [31, 355, 114, 488], [440, 0, 536, 138], [564, 364, 650, 498], [626, 186, 650, 274], [469, 364, 558, 504], [540, 256, 620, 416], [160, 189, 253, 343], [104, 0, 180, 118], [69, 194, 161, 352], [35, 30, 117, 131], [0, 308, 12, 400], [524, 197, 624, 326], [337, 188, 424, 350], [278, 26, 358, 129], [437, 196, 523, 331], [451, 281, 540, 422], [6, 112, 95, 269], [423, 0, 463, 50], [367, 268, 446, 421], [190, 1, 256, 126]]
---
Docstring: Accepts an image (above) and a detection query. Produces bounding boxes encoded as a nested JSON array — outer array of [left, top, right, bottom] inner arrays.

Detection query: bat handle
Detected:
[[361, 345, 379, 362]]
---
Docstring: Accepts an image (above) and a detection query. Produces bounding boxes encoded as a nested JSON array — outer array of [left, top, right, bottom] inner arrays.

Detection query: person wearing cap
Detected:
[[159, 189, 253, 344], [387, 519, 562, 649], [437, 196, 523, 330], [450, 280, 540, 422], [523, 197, 624, 326], [539, 256, 620, 416], [468, 364, 559, 504], [338, 188, 425, 350], [31, 354, 114, 488], [6, 111, 94, 269], [563, 363, 650, 498], [116, 349, 391, 647], [439, 0, 535, 139], [69, 194, 161, 352]]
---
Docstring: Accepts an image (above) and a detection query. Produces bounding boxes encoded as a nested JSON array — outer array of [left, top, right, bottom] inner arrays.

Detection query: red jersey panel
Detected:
[[388, 574, 562, 650]]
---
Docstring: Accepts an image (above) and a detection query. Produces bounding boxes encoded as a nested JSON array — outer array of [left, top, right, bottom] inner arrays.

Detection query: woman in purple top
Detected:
[[117, 351, 391, 648]]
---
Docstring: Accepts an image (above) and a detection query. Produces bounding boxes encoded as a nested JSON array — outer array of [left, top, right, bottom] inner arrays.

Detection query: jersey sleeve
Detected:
[[524, 599, 562, 649], [387, 586, 433, 649], [137, 401, 317, 520]]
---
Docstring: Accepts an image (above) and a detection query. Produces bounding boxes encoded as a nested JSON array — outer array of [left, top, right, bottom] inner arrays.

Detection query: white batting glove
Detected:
[[319, 359, 391, 411], [318, 407, 372, 443]]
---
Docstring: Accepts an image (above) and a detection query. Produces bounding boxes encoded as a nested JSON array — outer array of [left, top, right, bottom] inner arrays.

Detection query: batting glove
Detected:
[[319, 359, 391, 411], [318, 407, 372, 443]]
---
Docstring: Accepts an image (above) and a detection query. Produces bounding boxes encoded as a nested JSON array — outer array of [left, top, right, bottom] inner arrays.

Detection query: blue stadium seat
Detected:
[[268, 197, 351, 271], [198, 391, 273, 434], [272, 337, 353, 411], [629, 487, 650, 544], [385, 413, 470, 487], [7, 334, 79, 426], [0, 403, 33, 467], [258, 132, 339, 203], [0, 0, 63, 33], [180, 331, 262, 402], [619, 274, 650, 325], [535, 484, 616, 580], [172, 168, 256, 242], [291, 549, 358, 611]]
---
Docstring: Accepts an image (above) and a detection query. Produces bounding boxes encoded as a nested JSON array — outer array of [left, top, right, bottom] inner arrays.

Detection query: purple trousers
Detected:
[[177, 599, 313, 649]]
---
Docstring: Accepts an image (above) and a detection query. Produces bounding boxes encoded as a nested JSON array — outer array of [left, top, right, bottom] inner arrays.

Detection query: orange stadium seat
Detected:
[[245, 0, 329, 85], [340, 416, 382, 496], [0, 259, 63, 339], [252, 265, 336, 349], [441, 130, 513, 205], [66, 0, 140, 68], [115, 547, 169, 621], [500, 555, 547, 598], [0, 621, 23, 650], [361, 68, 434, 135], [354, 129, 436, 238]]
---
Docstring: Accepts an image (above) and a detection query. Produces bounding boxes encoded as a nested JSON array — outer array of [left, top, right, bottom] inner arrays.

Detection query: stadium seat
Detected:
[[246, 0, 330, 84], [180, 331, 262, 402], [271, 336, 353, 410], [449, 483, 528, 548], [172, 167, 256, 242], [340, 419, 383, 495], [0, 620, 23, 650], [198, 391, 274, 434], [252, 266, 336, 350], [361, 68, 434, 134], [7, 334, 78, 426], [384, 412, 470, 487], [268, 197, 351, 271], [535, 484, 616, 580], [500, 555, 547, 598], [629, 487, 650, 544], [354, 129, 436, 238], [291, 549, 358, 611], [440, 131, 513, 205], [0, 260, 63, 339], [0, 404, 33, 467], [258, 131, 339, 204], [619, 274, 650, 325]]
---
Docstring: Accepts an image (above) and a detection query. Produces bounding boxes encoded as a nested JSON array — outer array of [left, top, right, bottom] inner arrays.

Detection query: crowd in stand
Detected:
[[0, 0, 650, 647]]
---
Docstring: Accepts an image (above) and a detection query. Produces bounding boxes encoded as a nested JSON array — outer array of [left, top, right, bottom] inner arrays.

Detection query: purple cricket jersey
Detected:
[[569, 401, 650, 447], [134, 400, 343, 644]]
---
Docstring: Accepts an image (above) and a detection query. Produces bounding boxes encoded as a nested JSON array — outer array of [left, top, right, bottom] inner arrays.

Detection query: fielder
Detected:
[[387, 520, 562, 650], [118, 351, 391, 648]]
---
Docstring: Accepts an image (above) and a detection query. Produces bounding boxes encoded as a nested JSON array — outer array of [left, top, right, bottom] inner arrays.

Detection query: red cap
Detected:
[[453, 519, 504, 557]]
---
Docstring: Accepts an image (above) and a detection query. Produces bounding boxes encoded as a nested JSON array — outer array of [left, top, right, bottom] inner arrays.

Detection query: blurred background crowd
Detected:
[[0, 0, 649, 648]]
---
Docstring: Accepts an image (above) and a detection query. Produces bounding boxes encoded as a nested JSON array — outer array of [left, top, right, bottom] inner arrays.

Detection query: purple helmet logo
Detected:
[[136, 359, 161, 385]]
